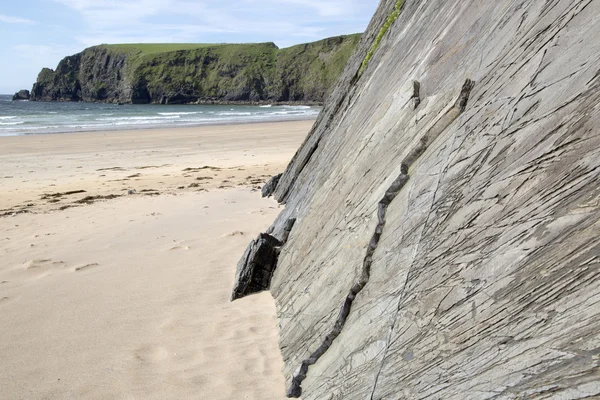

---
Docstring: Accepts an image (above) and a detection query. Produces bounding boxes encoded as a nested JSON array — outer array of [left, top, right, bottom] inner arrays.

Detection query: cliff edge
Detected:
[[233, 0, 600, 398]]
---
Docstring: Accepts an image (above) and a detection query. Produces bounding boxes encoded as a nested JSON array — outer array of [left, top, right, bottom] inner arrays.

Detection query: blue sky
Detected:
[[0, 0, 378, 94]]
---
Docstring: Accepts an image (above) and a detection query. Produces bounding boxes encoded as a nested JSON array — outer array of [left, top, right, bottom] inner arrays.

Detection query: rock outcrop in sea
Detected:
[[12, 90, 30, 101], [29, 35, 361, 104], [233, 0, 600, 398]]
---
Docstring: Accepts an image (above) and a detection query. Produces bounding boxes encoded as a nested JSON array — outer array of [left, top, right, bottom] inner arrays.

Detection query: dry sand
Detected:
[[0, 120, 313, 399]]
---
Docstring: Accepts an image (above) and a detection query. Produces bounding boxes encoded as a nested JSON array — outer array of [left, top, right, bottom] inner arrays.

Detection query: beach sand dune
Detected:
[[0, 121, 313, 399]]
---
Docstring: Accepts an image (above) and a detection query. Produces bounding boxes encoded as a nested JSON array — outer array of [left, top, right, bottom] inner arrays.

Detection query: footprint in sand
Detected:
[[74, 263, 100, 272], [135, 345, 170, 364]]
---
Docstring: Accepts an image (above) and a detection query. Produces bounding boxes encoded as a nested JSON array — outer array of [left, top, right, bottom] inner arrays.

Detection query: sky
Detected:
[[0, 0, 379, 94]]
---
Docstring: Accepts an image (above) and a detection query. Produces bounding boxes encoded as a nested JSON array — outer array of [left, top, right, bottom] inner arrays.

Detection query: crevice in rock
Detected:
[[369, 79, 475, 400], [286, 79, 475, 398], [231, 218, 297, 301], [411, 80, 421, 109]]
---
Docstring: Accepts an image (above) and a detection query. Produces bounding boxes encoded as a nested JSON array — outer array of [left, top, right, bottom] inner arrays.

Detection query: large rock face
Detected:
[[234, 0, 600, 398], [29, 35, 361, 104]]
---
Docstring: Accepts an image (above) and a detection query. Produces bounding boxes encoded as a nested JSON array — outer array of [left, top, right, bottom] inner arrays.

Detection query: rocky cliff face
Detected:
[[29, 35, 360, 104], [233, 0, 600, 398]]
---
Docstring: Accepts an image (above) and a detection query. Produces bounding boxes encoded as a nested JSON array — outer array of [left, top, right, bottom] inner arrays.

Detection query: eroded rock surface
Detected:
[[237, 0, 600, 398]]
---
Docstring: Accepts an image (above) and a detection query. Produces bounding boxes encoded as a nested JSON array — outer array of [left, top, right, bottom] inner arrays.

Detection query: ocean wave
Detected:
[[96, 115, 181, 121], [158, 112, 200, 116], [112, 120, 180, 126], [271, 110, 318, 116], [0, 103, 320, 135], [281, 105, 311, 109], [0, 121, 24, 126], [217, 112, 253, 116], [0, 124, 60, 131]]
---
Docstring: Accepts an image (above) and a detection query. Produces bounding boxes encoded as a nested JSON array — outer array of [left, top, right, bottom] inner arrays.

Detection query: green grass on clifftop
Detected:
[[360, 0, 405, 75], [103, 43, 224, 55]]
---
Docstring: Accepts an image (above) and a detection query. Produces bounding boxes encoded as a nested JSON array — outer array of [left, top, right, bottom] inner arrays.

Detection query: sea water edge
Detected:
[[0, 95, 320, 136]]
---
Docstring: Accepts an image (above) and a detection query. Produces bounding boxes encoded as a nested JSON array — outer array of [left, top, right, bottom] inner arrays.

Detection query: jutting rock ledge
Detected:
[[232, 0, 600, 399]]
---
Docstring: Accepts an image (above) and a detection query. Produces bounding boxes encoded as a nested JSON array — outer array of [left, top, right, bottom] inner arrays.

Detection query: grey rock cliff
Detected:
[[234, 0, 600, 398]]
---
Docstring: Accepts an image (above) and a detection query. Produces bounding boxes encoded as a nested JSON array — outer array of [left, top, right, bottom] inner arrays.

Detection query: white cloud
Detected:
[[0, 14, 35, 24], [277, 0, 355, 17], [53, 0, 171, 26]]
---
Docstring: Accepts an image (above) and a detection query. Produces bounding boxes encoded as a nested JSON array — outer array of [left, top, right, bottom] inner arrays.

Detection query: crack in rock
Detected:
[[286, 79, 475, 398], [411, 80, 421, 109]]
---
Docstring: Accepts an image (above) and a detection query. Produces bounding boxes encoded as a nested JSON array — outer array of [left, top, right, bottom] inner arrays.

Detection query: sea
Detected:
[[0, 95, 320, 136]]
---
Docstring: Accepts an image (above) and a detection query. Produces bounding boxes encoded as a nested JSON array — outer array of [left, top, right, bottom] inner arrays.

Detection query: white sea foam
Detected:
[[158, 112, 200, 116], [0, 121, 24, 126], [281, 105, 311, 109], [96, 115, 181, 121], [112, 119, 182, 126], [217, 112, 253, 116], [271, 110, 317, 116], [0, 102, 320, 135]]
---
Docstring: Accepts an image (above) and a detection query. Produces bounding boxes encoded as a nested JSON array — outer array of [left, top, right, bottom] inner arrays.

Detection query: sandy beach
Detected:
[[0, 120, 313, 399]]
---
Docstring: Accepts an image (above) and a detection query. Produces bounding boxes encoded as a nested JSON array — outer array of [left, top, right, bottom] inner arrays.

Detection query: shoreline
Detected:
[[0, 95, 320, 137], [0, 114, 318, 138], [0, 120, 314, 214], [24, 98, 325, 107]]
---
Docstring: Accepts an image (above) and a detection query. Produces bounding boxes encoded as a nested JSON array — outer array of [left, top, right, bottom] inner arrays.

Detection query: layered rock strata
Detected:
[[234, 0, 600, 398]]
